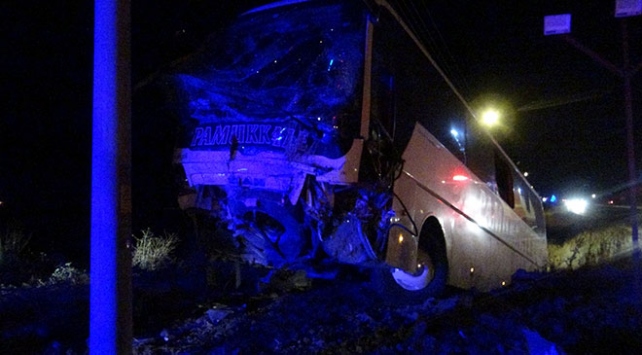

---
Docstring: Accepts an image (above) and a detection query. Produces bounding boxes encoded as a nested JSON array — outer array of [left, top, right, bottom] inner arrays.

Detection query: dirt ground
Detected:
[[6, 254, 639, 354], [128, 254, 642, 354], [2, 207, 642, 354]]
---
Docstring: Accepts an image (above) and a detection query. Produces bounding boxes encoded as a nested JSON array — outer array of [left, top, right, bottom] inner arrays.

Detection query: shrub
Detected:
[[132, 228, 179, 271], [0, 226, 31, 265], [49, 262, 89, 285], [548, 223, 634, 270]]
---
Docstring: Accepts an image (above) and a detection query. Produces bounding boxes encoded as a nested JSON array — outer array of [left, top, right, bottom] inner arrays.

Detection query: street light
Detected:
[[471, 94, 515, 134], [481, 108, 501, 127]]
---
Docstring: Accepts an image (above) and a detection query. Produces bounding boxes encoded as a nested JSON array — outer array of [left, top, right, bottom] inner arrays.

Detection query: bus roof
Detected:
[[242, 0, 314, 16]]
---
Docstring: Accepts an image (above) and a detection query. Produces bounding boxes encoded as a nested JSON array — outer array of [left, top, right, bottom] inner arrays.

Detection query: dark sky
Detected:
[[418, 0, 642, 198], [1, 0, 641, 262]]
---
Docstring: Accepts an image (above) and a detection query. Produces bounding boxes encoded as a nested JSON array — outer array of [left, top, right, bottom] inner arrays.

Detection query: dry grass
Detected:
[[132, 228, 179, 271], [0, 226, 31, 265], [48, 262, 89, 285], [548, 223, 636, 270]]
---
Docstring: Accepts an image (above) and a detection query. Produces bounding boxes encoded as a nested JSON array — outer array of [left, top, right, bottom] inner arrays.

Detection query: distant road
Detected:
[[545, 203, 641, 244]]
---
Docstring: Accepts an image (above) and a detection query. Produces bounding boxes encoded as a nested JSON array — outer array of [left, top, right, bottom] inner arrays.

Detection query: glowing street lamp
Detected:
[[481, 108, 501, 127], [471, 93, 514, 133]]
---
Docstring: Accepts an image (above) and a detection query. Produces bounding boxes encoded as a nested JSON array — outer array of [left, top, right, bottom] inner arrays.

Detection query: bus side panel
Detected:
[[392, 123, 547, 291]]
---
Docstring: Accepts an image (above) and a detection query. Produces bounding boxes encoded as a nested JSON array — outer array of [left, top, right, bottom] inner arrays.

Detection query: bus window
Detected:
[[494, 149, 515, 208], [462, 116, 495, 185], [175, 1, 366, 159], [370, 9, 467, 163], [361, 65, 401, 185], [370, 68, 395, 142]]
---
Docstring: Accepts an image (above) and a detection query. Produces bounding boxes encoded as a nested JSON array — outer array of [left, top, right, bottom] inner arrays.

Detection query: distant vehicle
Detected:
[[169, 0, 548, 302]]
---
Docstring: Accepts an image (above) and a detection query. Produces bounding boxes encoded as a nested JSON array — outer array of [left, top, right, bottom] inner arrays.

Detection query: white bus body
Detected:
[[170, 0, 548, 301]]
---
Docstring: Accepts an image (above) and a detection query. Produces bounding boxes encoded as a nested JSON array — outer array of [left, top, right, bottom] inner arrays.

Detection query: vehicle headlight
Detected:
[[564, 198, 588, 215]]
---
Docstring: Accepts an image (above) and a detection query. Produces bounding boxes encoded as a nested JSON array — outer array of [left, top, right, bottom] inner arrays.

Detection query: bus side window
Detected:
[[371, 70, 395, 136], [494, 150, 515, 208]]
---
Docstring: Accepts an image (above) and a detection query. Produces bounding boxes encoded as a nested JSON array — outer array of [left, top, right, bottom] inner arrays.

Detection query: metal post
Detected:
[[621, 21, 642, 301], [560, 18, 640, 256], [90, 0, 132, 353], [621, 20, 639, 253]]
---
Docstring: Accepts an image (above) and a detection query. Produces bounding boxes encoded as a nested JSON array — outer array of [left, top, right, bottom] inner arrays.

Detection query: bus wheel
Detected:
[[374, 228, 448, 304]]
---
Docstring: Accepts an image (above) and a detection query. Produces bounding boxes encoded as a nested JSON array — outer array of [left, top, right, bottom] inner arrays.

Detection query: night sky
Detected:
[[1, 0, 641, 263]]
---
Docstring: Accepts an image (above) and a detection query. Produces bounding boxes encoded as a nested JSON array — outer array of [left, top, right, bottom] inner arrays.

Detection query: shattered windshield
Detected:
[[176, 1, 366, 157]]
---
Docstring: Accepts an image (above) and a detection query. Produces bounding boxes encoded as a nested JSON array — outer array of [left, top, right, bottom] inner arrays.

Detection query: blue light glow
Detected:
[[90, 0, 118, 349], [175, 2, 365, 159], [90, 0, 131, 353], [327, 58, 334, 71], [450, 126, 465, 153]]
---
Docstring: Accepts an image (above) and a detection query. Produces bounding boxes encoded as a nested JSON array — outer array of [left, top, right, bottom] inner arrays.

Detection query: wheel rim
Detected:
[[391, 264, 432, 291]]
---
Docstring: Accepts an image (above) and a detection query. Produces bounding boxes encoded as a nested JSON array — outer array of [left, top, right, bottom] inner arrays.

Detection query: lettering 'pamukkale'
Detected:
[[190, 124, 310, 151]]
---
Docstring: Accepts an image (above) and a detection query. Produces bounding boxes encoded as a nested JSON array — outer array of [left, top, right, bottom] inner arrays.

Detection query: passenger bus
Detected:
[[169, 0, 548, 302]]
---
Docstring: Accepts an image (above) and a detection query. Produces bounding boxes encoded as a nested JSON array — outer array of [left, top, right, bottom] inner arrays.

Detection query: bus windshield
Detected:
[[176, 1, 366, 156]]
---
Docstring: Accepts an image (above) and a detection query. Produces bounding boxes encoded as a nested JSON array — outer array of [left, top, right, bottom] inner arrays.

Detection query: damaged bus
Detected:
[[169, 0, 548, 302]]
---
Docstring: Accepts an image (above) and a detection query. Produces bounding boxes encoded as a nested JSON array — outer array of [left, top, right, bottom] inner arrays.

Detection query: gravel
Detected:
[[2, 248, 641, 354]]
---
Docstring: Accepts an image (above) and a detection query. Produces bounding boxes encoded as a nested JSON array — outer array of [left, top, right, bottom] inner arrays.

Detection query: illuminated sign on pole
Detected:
[[615, 0, 642, 17], [543, 14, 571, 36]]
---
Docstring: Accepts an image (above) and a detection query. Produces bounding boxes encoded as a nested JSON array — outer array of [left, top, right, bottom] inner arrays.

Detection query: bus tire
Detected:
[[373, 223, 448, 304]]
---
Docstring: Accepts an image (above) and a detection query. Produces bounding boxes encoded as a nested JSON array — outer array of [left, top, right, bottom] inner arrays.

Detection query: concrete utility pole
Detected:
[[559, 24, 641, 252], [90, 0, 132, 353], [545, 6, 641, 255]]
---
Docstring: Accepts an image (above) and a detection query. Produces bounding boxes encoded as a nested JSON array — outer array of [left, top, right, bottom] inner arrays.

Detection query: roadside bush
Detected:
[[132, 228, 179, 271], [0, 226, 31, 265], [49, 262, 89, 285], [548, 223, 634, 270]]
